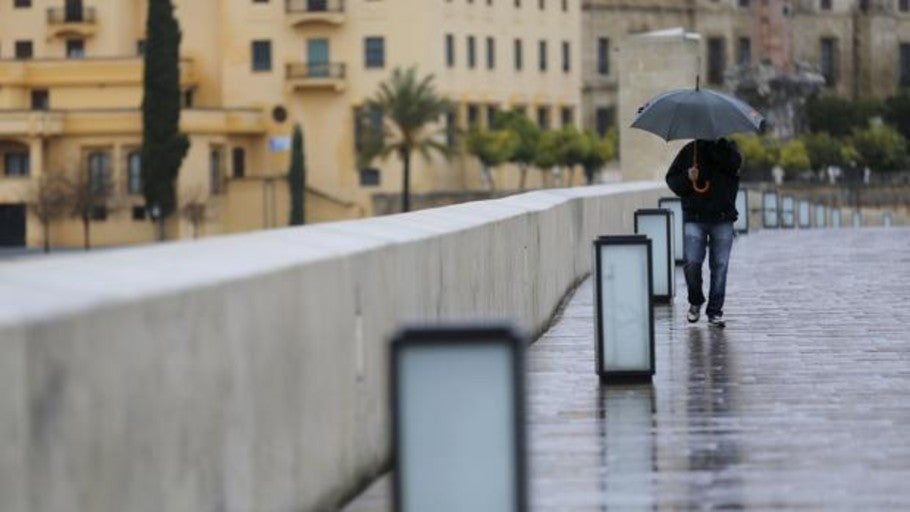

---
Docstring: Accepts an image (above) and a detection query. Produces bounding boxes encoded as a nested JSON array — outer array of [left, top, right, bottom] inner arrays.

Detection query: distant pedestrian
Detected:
[[665, 138, 742, 328]]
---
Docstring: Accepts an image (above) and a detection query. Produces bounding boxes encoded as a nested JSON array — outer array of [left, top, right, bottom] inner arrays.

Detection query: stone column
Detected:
[[617, 28, 701, 183]]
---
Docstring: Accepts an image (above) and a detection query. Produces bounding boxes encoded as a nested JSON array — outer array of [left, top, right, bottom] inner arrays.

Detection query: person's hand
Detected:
[[687, 167, 699, 181]]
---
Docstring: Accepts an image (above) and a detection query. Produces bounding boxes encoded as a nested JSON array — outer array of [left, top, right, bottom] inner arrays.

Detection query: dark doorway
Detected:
[[0, 204, 26, 247]]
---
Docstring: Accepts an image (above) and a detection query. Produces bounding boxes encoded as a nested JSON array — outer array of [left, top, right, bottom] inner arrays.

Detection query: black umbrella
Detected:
[[631, 78, 764, 193]]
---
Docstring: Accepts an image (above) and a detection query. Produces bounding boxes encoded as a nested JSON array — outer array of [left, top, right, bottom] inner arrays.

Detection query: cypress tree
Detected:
[[141, 0, 189, 240], [288, 123, 306, 225]]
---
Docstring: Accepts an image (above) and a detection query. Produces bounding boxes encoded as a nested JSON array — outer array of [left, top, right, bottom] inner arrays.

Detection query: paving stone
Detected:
[[345, 227, 910, 510]]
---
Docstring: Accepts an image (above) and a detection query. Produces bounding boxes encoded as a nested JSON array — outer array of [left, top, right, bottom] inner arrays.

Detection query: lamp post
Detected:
[[634, 209, 675, 303], [391, 325, 527, 512], [780, 195, 795, 229], [814, 204, 827, 229], [734, 188, 749, 234], [798, 199, 811, 229], [762, 191, 779, 228], [593, 235, 655, 383], [658, 197, 684, 265], [832, 207, 842, 229]]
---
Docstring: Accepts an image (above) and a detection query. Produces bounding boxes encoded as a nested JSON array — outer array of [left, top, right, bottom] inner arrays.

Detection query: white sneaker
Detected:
[[708, 315, 726, 328], [687, 304, 701, 323]]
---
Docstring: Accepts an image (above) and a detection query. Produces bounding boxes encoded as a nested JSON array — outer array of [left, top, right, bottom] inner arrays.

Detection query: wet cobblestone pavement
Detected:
[[346, 227, 910, 511]]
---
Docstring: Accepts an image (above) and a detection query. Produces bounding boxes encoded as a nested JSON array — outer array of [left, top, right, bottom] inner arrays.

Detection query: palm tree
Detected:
[[361, 66, 453, 213]]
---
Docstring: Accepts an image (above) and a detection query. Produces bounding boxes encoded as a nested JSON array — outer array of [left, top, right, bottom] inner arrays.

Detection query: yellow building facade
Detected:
[[0, 0, 580, 249]]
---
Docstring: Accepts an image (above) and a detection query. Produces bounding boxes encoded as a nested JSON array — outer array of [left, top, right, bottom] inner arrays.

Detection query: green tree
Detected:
[[493, 110, 540, 190], [883, 91, 910, 141], [851, 124, 908, 172], [730, 134, 777, 176], [141, 0, 190, 240], [803, 132, 848, 172], [465, 128, 518, 191], [28, 174, 71, 253], [778, 139, 811, 173], [533, 130, 560, 187], [360, 67, 452, 213], [804, 94, 882, 137], [288, 123, 306, 225], [552, 126, 587, 186], [579, 131, 615, 185]]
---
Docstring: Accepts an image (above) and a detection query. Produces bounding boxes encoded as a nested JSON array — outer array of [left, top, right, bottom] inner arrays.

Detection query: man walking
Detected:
[[666, 138, 742, 328]]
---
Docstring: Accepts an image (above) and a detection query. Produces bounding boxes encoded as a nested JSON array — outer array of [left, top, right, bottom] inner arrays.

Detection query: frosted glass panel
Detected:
[[659, 199, 683, 261], [762, 193, 778, 227], [734, 190, 748, 232], [398, 343, 516, 512], [599, 244, 651, 372], [883, 213, 893, 227], [853, 211, 863, 228], [798, 200, 811, 228], [832, 209, 842, 228], [636, 215, 670, 297], [815, 205, 826, 228], [781, 196, 795, 228]]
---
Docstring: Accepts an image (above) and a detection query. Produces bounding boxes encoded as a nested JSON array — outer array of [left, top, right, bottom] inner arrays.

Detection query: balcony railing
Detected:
[[287, 62, 345, 80], [286, 0, 345, 14], [47, 6, 97, 24], [285, 0, 345, 26]]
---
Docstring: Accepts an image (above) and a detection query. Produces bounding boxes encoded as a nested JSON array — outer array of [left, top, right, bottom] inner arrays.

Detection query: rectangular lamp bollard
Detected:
[[391, 326, 527, 512], [815, 204, 827, 228], [762, 191, 779, 228], [780, 195, 795, 229], [853, 210, 863, 228], [594, 235, 655, 383], [883, 212, 893, 227], [734, 188, 749, 234], [634, 209, 675, 303], [832, 207, 842, 229], [658, 197, 684, 265], [798, 199, 812, 229]]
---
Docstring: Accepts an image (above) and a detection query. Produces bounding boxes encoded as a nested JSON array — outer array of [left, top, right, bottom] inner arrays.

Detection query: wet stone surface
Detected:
[[346, 227, 910, 511]]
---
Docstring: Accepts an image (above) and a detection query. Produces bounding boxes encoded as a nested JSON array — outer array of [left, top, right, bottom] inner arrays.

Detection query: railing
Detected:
[[47, 6, 97, 23], [286, 62, 346, 80], [285, 0, 345, 13]]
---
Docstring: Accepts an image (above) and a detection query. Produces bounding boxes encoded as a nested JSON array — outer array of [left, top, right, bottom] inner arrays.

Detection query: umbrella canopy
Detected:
[[631, 87, 764, 141]]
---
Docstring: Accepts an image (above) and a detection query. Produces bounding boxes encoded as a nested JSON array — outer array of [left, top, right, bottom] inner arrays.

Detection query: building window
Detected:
[[487, 105, 499, 128], [820, 0, 831, 10], [137, 39, 146, 56], [132, 206, 147, 221], [900, 43, 910, 86], [66, 39, 85, 59], [210, 148, 224, 195], [14, 0, 31, 8], [467, 104, 480, 129], [537, 106, 550, 130], [251, 40, 272, 72], [739, 0, 749, 7], [820, 37, 838, 86], [595, 106, 614, 137], [365, 36, 385, 69], [127, 151, 142, 195], [445, 34, 455, 67], [486, 37, 495, 70], [597, 37, 610, 75], [561, 41, 570, 73], [737, 37, 751, 66], [359, 168, 380, 186], [354, 106, 383, 153], [901, 0, 909, 12], [446, 110, 457, 147], [15, 40, 33, 59], [707, 37, 726, 85], [232, 147, 246, 178], [183, 89, 195, 108], [561, 0, 567, 11], [31, 89, 49, 110], [515, 0, 520, 6], [467, 36, 476, 68], [560, 106, 573, 127], [538, 40, 547, 71], [514, 39, 523, 70], [4, 152, 30, 177], [538, 0, 544, 9], [87, 151, 111, 194]]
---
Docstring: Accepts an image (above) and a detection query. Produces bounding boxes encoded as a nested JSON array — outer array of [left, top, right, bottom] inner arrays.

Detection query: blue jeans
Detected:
[[683, 221, 734, 318]]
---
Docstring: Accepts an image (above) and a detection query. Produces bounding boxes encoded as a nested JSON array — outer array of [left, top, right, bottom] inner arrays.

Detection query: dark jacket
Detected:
[[665, 138, 742, 223]]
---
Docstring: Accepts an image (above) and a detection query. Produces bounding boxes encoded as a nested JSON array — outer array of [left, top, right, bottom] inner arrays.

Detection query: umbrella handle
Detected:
[[690, 143, 711, 194]]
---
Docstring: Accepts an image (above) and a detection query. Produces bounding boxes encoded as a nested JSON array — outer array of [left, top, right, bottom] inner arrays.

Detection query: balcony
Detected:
[[286, 62, 346, 92], [0, 57, 198, 90], [286, 0, 346, 26], [0, 110, 65, 137], [47, 6, 98, 38]]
